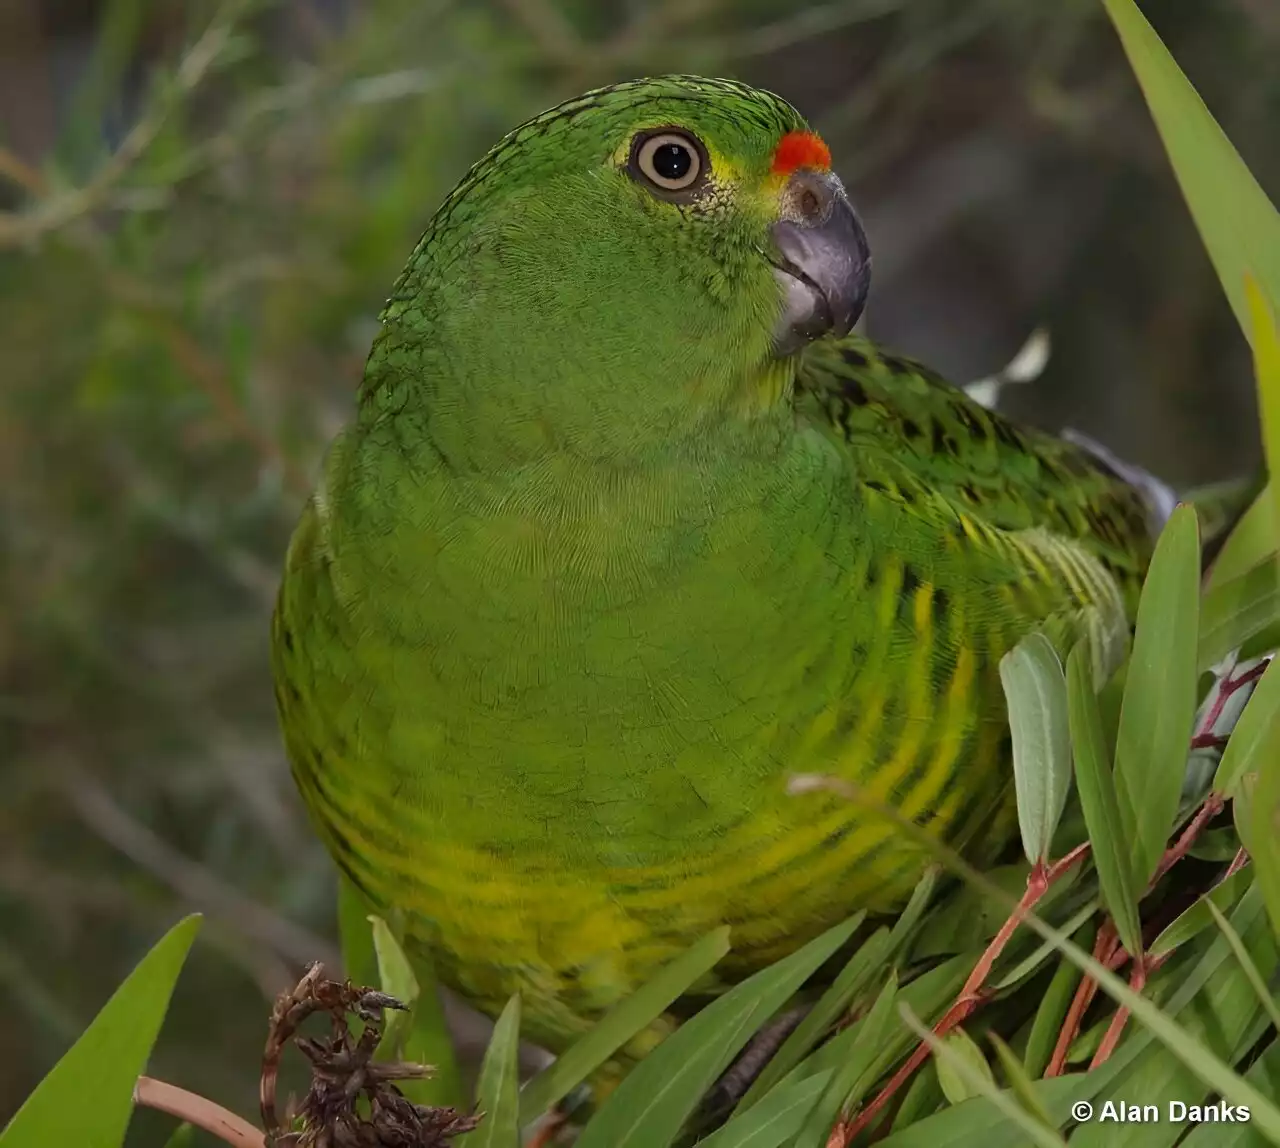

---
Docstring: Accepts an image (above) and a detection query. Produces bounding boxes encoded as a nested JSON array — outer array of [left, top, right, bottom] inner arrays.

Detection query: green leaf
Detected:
[[1234, 776, 1256, 855], [890, 1063, 943, 1133], [797, 951, 973, 1082], [1247, 270, 1280, 549], [1199, 561, 1280, 673], [520, 927, 732, 1124], [1148, 865, 1251, 959], [1203, 898, 1280, 1038], [57, 0, 149, 176], [876, 1076, 1088, 1147], [934, 1027, 996, 1107], [0, 915, 201, 1148], [1190, 826, 1246, 862], [900, 1008, 1065, 1148], [1066, 642, 1142, 957], [1237, 282, 1280, 941], [1248, 719, 1280, 941], [883, 886, 1275, 1146], [693, 1071, 831, 1148], [337, 875, 379, 986], [912, 864, 1048, 961], [369, 916, 462, 1108], [372, 915, 419, 1057], [987, 1033, 1054, 1130], [807, 774, 1280, 1139], [1000, 634, 1073, 865], [401, 948, 462, 1107], [734, 918, 876, 1113], [575, 915, 862, 1148], [1179, 1040, 1280, 1148], [458, 994, 521, 1148], [990, 900, 1097, 992], [1069, 882, 1278, 1148], [1101, 0, 1280, 345], [160, 1123, 195, 1148], [740, 873, 929, 1113], [884, 867, 942, 955], [788, 952, 975, 1137], [790, 972, 898, 1146], [1213, 657, 1280, 797], [979, 868, 1280, 1135], [1021, 931, 1086, 1079], [1205, 484, 1276, 590], [1112, 503, 1201, 889]]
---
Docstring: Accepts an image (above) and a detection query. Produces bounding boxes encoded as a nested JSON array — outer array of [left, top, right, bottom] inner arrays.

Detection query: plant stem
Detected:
[[134, 1075, 264, 1148], [840, 845, 1088, 1138], [1045, 924, 1126, 1077]]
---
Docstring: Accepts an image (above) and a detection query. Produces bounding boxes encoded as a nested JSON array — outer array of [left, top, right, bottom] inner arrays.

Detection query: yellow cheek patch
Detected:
[[703, 144, 744, 188]]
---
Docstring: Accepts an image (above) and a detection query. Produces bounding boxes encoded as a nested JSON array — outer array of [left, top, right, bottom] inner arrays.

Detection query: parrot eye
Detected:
[[629, 129, 707, 197]]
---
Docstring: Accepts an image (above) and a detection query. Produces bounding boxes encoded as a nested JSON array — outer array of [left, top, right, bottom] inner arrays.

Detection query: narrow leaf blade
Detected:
[[1149, 866, 1251, 960], [369, 916, 463, 1108], [519, 927, 731, 1123], [337, 876, 378, 987], [791, 972, 898, 1145], [0, 915, 201, 1148], [693, 1071, 831, 1148], [574, 915, 862, 1148], [732, 917, 875, 1113], [1112, 503, 1201, 889], [1245, 277, 1280, 545], [1066, 642, 1142, 957], [458, 994, 521, 1148], [1101, 0, 1280, 342], [1213, 656, 1280, 797]]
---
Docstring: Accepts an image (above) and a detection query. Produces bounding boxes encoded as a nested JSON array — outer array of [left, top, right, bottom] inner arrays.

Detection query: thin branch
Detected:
[[59, 763, 339, 970], [0, 856, 293, 1004], [135, 1076, 265, 1148], [0, 145, 46, 195], [716, 0, 903, 61], [499, 0, 585, 65], [90, 260, 308, 495], [143, 308, 311, 496], [0, 3, 242, 248], [601, 0, 722, 65]]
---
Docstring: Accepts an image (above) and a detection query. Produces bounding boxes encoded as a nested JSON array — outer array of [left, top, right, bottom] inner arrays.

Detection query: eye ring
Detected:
[[628, 129, 707, 196]]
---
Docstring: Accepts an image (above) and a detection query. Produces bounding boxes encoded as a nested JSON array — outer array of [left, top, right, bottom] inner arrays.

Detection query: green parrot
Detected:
[[271, 75, 1202, 1064]]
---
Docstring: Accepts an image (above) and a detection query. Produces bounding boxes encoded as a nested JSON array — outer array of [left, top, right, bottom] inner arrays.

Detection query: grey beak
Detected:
[[770, 171, 871, 354]]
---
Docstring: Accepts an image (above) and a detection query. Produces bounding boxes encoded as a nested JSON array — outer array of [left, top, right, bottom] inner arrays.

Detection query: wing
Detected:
[[793, 335, 1169, 681], [795, 335, 1160, 603]]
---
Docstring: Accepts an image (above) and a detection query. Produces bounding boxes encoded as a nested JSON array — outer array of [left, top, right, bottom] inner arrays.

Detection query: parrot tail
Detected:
[[1183, 472, 1268, 572], [1059, 427, 1264, 572]]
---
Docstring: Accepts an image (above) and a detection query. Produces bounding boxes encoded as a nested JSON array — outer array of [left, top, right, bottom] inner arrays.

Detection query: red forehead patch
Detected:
[[770, 131, 831, 176]]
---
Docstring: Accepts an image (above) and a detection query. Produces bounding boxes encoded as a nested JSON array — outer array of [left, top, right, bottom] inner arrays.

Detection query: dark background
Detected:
[[1, 0, 1277, 1140]]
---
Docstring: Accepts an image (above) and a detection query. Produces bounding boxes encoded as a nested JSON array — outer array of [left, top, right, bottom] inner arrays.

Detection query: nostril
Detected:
[[799, 187, 821, 219]]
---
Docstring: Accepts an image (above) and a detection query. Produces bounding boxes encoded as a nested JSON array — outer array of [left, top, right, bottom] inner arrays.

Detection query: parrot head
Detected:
[[365, 76, 870, 464]]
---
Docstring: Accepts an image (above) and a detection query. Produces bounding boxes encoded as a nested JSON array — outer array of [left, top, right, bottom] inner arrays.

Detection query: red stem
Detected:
[[1045, 924, 1125, 1077], [1150, 795, 1224, 888], [134, 1076, 264, 1148], [1225, 846, 1250, 878], [840, 846, 1088, 1139]]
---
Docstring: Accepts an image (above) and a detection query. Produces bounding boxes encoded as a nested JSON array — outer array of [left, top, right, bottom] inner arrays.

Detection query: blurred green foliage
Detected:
[[1, 0, 1278, 1141]]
